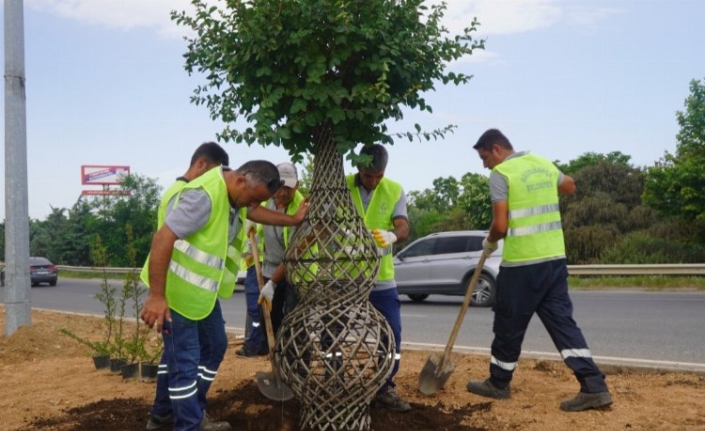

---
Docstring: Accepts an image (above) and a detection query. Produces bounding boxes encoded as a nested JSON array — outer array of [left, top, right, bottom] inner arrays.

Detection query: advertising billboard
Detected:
[[81, 165, 130, 186]]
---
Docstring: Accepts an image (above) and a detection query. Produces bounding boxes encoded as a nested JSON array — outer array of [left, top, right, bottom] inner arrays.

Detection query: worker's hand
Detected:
[[140, 293, 172, 333], [482, 237, 499, 257], [245, 219, 257, 236], [340, 228, 360, 256], [292, 197, 310, 224], [371, 229, 397, 249], [257, 280, 276, 312]]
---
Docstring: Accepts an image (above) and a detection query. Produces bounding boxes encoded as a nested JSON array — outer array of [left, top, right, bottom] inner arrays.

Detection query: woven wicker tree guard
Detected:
[[278, 126, 395, 431]]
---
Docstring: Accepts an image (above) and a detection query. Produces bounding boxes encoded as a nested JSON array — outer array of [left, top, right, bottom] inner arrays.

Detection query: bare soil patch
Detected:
[[1, 307, 704, 431]]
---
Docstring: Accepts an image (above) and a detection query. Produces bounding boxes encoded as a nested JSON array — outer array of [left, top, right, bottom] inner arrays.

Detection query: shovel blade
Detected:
[[418, 352, 456, 395], [256, 371, 294, 401]]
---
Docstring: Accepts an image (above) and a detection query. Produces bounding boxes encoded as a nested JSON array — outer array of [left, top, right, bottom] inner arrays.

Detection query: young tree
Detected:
[[172, 1, 483, 428]]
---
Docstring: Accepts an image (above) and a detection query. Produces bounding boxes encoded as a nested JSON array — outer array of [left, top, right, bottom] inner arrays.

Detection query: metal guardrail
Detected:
[[566, 264, 705, 276], [57, 264, 705, 276]]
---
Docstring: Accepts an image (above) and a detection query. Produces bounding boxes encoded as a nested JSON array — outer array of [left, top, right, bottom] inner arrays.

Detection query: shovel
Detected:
[[248, 230, 294, 401], [418, 254, 487, 395]]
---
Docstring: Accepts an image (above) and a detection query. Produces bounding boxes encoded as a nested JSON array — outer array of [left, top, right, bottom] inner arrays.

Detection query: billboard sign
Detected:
[[81, 165, 130, 185], [81, 189, 131, 196]]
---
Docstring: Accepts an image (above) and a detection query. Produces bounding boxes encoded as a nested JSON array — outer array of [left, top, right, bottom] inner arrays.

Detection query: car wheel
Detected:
[[470, 273, 496, 307], [407, 294, 429, 303], [31, 282, 38, 287], [50, 280, 57, 286]]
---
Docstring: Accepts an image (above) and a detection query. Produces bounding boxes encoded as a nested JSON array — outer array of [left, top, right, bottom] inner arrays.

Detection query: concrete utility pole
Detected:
[[4, 0, 31, 336]]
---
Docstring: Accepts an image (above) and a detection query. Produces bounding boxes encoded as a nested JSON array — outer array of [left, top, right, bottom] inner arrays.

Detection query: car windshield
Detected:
[[30, 257, 52, 266]]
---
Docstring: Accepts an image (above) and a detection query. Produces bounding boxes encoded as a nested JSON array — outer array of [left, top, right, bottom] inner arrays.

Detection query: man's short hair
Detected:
[[235, 160, 283, 194], [190, 142, 229, 167], [358, 144, 388, 171], [473, 129, 514, 152]]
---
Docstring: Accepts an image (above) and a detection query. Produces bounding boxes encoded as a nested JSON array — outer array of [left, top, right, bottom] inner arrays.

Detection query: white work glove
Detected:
[[257, 280, 276, 311], [371, 229, 397, 249], [244, 219, 257, 236], [482, 237, 499, 257]]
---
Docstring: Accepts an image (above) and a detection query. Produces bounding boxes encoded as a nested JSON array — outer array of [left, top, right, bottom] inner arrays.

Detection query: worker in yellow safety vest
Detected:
[[466, 128, 612, 413], [140, 160, 309, 431]]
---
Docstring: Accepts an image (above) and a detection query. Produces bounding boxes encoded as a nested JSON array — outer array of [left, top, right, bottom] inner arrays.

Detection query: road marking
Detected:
[[402, 341, 705, 372]]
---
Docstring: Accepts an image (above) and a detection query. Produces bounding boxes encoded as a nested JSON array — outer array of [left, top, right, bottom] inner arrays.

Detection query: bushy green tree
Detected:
[[560, 154, 657, 263], [172, 0, 484, 161], [555, 151, 632, 176], [644, 78, 705, 243]]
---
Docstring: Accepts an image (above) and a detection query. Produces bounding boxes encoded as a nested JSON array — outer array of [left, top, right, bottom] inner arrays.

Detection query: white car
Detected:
[[393, 231, 502, 307]]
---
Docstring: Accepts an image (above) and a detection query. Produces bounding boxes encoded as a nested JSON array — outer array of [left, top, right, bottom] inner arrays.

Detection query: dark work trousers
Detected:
[[243, 266, 266, 353], [489, 258, 608, 394], [369, 288, 402, 393], [150, 301, 228, 431], [262, 277, 299, 349]]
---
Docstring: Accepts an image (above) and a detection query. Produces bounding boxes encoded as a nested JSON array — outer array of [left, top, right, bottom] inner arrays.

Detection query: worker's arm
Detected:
[[487, 200, 508, 243], [141, 226, 178, 332], [247, 197, 309, 226]]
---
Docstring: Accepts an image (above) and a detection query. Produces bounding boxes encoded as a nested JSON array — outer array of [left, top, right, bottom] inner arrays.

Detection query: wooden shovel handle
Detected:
[[441, 254, 488, 361], [248, 230, 277, 355]]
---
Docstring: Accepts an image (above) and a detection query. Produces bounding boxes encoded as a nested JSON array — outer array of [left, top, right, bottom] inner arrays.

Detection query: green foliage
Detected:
[[406, 171, 490, 242], [555, 151, 633, 176], [26, 173, 160, 267], [93, 174, 161, 267], [644, 78, 705, 242], [561, 157, 655, 263], [601, 231, 705, 264], [298, 153, 314, 196], [60, 235, 117, 357], [172, 0, 484, 161], [457, 172, 492, 229]]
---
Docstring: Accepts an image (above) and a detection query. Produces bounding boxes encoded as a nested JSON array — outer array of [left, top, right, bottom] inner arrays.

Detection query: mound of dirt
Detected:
[[1, 308, 704, 431]]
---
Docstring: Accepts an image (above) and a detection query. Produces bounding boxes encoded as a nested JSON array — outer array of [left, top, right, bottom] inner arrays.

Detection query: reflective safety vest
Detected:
[[140, 179, 188, 286], [141, 166, 236, 320], [347, 175, 402, 282], [493, 153, 565, 263]]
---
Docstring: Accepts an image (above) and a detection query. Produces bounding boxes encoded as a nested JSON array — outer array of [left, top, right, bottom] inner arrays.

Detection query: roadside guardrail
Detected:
[[56, 264, 705, 276]]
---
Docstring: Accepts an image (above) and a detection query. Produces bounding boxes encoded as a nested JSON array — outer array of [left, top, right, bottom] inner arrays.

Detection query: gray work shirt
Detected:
[[164, 188, 243, 245], [355, 179, 409, 292], [261, 199, 299, 278]]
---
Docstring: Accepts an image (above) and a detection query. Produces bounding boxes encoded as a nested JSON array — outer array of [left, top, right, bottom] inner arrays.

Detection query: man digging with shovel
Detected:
[[466, 129, 613, 412]]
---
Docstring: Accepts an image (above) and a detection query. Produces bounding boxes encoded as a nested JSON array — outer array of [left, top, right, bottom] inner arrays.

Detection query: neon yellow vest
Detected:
[[346, 175, 402, 282], [140, 179, 188, 286], [141, 167, 236, 319], [493, 153, 565, 263]]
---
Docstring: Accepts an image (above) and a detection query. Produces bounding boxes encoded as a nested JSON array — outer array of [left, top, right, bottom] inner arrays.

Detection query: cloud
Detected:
[[26, 0, 193, 37], [437, 0, 621, 36], [27, 0, 621, 41]]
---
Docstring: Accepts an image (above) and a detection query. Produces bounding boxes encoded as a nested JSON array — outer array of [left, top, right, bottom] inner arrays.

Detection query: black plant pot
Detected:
[[92, 355, 111, 370], [140, 362, 159, 383], [121, 362, 139, 381], [109, 358, 127, 373]]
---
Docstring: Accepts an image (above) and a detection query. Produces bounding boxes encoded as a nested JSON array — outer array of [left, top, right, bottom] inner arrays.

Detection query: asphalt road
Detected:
[[11, 278, 705, 371]]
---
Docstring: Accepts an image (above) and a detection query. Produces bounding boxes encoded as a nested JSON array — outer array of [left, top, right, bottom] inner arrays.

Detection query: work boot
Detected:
[[199, 412, 232, 431], [560, 391, 613, 412], [374, 389, 411, 412], [145, 413, 172, 430], [466, 378, 511, 400], [234, 346, 267, 358]]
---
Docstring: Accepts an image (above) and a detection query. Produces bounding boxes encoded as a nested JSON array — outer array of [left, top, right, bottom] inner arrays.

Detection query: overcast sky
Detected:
[[2, 0, 704, 220]]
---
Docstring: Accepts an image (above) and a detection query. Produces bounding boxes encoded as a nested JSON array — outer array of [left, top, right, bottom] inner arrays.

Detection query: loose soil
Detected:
[[1, 307, 704, 431]]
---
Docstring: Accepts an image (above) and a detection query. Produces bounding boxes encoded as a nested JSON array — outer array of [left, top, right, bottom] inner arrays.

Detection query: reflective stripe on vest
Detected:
[[494, 153, 565, 263], [140, 179, 189, 287], [141, 166, 235, 320], [346, 175, 402, 281]]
